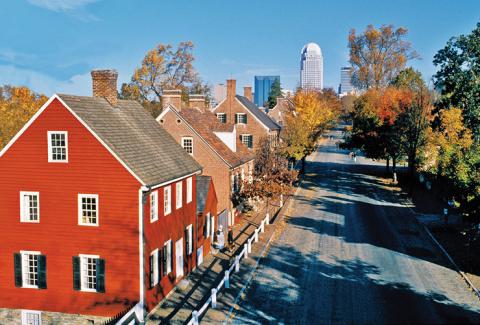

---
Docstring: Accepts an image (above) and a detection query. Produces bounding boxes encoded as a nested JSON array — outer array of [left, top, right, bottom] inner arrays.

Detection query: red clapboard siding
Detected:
[[197, 178, 218, 261], [143, 175, 198, 311], [0, 98, 140, 317]]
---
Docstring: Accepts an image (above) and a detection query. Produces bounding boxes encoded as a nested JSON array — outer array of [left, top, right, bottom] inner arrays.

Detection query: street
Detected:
[[231, 127, 480, 324]]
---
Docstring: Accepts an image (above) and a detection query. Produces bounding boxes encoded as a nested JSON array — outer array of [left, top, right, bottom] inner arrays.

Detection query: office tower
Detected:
[[254, 76, 280, 107], [300, 42, 323, 90]]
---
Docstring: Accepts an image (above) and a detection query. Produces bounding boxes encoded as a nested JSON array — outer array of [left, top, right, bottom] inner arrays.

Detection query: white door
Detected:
[[175, 238, 184, 278], [197, 245, 204, 266]]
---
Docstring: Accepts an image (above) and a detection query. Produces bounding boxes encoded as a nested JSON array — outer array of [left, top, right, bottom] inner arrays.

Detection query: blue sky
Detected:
[[0, 0, 479, 96]]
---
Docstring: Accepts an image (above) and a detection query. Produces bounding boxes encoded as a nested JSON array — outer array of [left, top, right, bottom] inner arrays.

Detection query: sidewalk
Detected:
[[146, 201, 283, 324]]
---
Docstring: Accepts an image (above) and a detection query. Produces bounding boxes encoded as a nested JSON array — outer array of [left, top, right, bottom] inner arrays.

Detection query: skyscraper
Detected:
[[338, 66, 354, 96], [254, 76, 280, 107], [300, 42, 323, 90]]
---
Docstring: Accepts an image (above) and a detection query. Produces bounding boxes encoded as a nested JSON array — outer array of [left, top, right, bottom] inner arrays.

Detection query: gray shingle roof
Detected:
[[58, 94, 202, 186], [196, 175, 211, 214], [235, 95, 281, 131]]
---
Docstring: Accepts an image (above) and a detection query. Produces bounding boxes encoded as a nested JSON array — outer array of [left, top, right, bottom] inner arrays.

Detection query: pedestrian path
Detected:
[[146, 203, 281, 324]]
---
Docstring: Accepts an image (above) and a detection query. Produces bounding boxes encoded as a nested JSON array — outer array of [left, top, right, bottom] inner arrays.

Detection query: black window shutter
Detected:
[[203, 217, 208, 239], [162, 245, 168, 276], [96, 258, 105, 293], [234, 114, 238, 124], [38, 255, 47, 289], [244, 114, 248, 124], [158, 250, 162, 280], [14, 253, 22, 287], [149, 254, 154, 288], [185, 228, 190, 256], [72, 256, 81, 291]]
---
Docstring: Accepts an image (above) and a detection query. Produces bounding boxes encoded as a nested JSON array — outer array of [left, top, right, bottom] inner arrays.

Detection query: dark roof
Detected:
[[58, 94, 202, 186], [196, 175, 211, 214], [235, 95, 281, 131], [177, 107, 255, 168]]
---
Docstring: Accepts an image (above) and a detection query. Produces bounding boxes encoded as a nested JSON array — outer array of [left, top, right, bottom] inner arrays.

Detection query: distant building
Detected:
[[338, 66, 355, 96], [213, 83, 227, 106], [300, 42, 323, 90], [254, 76, 280, 107]]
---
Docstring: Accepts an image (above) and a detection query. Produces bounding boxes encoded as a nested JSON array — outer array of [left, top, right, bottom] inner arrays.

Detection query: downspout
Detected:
[[138, 185, 149, 323]]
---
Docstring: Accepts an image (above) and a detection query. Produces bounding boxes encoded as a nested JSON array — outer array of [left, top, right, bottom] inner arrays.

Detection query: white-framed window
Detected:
[[216, 113, 226, 123], [235, 113, 247, 124], [21, 251, 40, 288], [20, 191, 40, 223], [163, 240, 172, 275], [78, 194, 99, 226], [150, 249, 159, 287], [181, 137, 193, 155], [47, 131, 68, 162], [21, 310, 41, 325], [204, 212, 211, 239], [164, 186, 171, 215], [186, 177, 193, 203], [240, 134, 253, 149], [176, 182, 183, 209], [186, 224, 193, 255], [80, 254, 99, 292], [150, 191, 158, 222]]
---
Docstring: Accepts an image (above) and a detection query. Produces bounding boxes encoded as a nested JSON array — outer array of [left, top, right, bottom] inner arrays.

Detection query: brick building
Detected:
[[267, 97, 295, 126], [0, 70, 204, 324], [212, 79, 281, 151], [195, 175, 217, 263], [158, 95, 254, 227]]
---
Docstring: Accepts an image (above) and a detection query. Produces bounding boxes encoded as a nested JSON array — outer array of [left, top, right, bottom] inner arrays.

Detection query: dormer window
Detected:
[[235, 113, 247, 124], [48, 131, 68, 162], [216, 113, 226, 124]]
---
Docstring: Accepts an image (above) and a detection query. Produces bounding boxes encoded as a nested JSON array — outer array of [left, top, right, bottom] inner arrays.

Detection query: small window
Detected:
[[21, 251, 41, 288], [235, 113, 247, 124], [47, 131, 68, 162], [80, 254, 99, 292], [186, 225, 193, 255], [204, 212, 211, 239], [78, 194, 99, 226], [186, 177, 193, 203], [182, 137, 193, 155], [21, 310, 42, 325], [241, 134, 253, 149], [163, 240, 172, 275], [216, 113, 226, 124], [164, 186, 171, 216], [150, 249, 159, 287], [176, 182, 183, 209], [20, 191, 40, 223], [150, 192, 158, 222]]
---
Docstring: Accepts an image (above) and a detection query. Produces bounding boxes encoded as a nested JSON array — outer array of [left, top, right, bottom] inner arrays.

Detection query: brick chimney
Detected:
[[188, 94, 206, 111], [226, 79, 236, 98], [243, 86, 252, 101], [162, 89, 182, 109], [91, 69, 118, 106]]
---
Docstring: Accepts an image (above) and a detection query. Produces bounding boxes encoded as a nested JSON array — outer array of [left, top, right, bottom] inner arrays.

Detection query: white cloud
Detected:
[[0, 65, 91, 96], [27, 0, 99, 12], [0, 49, 36, 65]]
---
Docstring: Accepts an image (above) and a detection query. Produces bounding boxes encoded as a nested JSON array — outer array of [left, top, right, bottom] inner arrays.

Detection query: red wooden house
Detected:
[[0, 70, 203, 324], [195, 175, 218, 264]]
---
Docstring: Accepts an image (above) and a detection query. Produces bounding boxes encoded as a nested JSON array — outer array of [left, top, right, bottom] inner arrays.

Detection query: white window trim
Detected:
[[186, 177, 193, 204], [241, 134, 253, 148], [181, 137, 193, 155], [150, 191, 158, 222], [205, 212, 211, 239], [20, 251, 41, 289], [19, 191, 40, 223], [186, 224, 193, 255], [165, 240, 172, 274], [176, 182, 183, 209], [164, 186, 171, 216], [21, 309, 42, 325], [78, 194, 99, 226], [236, 113, 247, 124], [151, 249, 159, 286], [79, 254, 99, 292], [216, 113, 226, 123], [47, 131, 68, 163]]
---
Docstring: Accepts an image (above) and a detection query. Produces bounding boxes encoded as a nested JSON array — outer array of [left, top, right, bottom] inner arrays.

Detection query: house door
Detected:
[[175, 238, 184, 278]]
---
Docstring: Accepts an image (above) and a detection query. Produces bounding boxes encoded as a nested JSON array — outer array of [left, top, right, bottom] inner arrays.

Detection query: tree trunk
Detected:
[[392, 156, 397, 173], [386, 156, 390, 173], [301, 156, 306, 174]]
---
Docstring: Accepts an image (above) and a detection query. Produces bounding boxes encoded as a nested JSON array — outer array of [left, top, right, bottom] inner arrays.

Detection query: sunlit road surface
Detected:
[[231, 127, 480, 324]]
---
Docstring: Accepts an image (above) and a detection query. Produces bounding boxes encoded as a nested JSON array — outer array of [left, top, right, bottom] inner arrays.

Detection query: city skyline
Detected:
[[0, 1, 480, 96]]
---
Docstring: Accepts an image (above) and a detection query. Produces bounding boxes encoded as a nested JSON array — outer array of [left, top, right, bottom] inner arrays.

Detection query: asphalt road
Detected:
[[231, 127, 480, 324]]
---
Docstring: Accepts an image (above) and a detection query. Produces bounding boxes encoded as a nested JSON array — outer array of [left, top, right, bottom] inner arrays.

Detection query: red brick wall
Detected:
[[197, 178, 218, 259], [0, 98, 140, 317]]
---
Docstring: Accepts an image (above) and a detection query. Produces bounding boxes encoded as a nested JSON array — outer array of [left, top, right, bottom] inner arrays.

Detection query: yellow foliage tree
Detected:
[[0, 86, 47, 150]]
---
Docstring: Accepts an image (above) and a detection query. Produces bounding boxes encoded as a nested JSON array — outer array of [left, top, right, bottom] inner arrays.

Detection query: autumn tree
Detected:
[[433, 22, 480, 140], [0, 86, 47, 150], [348, 24, 418, 90], [120, 41, 211, 117], [267, 79, 282, 109]]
